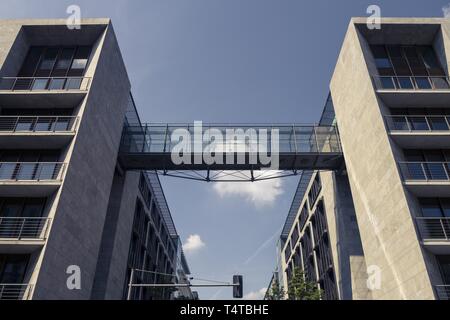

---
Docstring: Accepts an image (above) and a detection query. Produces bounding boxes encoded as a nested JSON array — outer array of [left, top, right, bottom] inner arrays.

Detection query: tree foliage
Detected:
[[265, 276, 285, 300], [287, 268, 322, 300]]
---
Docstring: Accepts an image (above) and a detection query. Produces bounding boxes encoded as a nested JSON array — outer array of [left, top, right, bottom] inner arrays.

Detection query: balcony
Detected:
[[435, 285, 450, 300], [398, 162, 450, 197], [385, 115, 450, 148], [0, 217, 51, 240], [0, 284, 32, 300], [0, 116, 78, 149], [0, 162, 65, 197], [372, 76, 450, 107], [0, 77, 90, 108], [416, 217, 450, 254], [0, 217, 51, 253]]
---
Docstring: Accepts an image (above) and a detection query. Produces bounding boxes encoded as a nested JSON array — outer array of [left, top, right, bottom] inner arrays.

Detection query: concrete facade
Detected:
[[0, 19, 191, 300], [278, 18, 450, 300]]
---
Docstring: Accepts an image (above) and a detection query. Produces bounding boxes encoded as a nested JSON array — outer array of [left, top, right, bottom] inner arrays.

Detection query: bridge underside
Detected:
[[118, 123, 344, 181]]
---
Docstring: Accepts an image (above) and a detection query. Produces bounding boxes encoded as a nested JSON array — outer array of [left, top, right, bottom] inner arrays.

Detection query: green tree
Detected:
[[265, 277, 285, 300], [287, 268, 322, 300]]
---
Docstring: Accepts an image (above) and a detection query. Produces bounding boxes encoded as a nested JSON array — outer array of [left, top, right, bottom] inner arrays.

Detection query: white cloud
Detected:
[[183, 234, 206, 254], [243, 288, 267, 300], [213, 175, 283, 207], [443, 4, 450, 17]]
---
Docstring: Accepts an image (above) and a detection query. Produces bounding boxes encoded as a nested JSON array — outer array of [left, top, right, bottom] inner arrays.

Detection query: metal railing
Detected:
[[385, 115, 450, 131], [0, 217, 51, 240], [0, 77, 90, 91], [435, 285, 450, 300], [372, 75, 450, 90], [0, 284, 32, 300], [0, 162, 65, 181], [399, 162, 450, 181], [0, 116, 78, 132], [416, 217, 450, 241]]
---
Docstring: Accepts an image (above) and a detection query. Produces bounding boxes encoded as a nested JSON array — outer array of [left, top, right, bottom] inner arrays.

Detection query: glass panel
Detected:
[[22, 201, 44, 218], [35, 48, 59, 77], [71, 59, 88, 70], [65, 78, 82, 90], [0, 163, 17, 180], [0, 256, 29, 283], [442, 199, 450, 217], [429, 117, 449, 130], [380, 77, 396, 89], [54, 117, 71, 131], [16, 163, 37, 180], [398, 77, 414, 89], [34, 118, 53, 131], [0, 78, 16, 90], [404, 47, 427, 75], [405, 163, 426, 180], [13, 78, 33, 90], [410, 117, 429, 130], [425, 163, 448, 180], [415, 77, 432, 89], [437, 256, 450, 284], [431, 77, 450, 89], [420, 199, 443, 217], [392, 117, 409, 130], [420, 46, 445, 76], [19, 47, 45, 77], [37, 163, 58, 180], [48, 78, 65, 90], [31, 78, 49, 90], [15, 119, 34, 131], [52, 48, 75, 76], [0, 202, 21, 218]]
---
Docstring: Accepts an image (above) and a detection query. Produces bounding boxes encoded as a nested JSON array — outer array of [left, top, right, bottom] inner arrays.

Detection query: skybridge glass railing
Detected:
[[120, 124, 342, 155]]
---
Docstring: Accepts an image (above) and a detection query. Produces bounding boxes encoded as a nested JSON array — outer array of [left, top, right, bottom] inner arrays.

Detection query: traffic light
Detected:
[[233, 275, 243, 299]]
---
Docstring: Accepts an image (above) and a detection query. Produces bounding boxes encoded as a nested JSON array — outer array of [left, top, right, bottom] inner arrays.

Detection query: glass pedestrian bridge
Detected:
[[119, 123, 344, 181]]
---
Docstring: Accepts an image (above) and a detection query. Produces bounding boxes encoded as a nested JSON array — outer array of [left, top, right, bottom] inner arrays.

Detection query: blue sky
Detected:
[[1, 0, 449, 300]]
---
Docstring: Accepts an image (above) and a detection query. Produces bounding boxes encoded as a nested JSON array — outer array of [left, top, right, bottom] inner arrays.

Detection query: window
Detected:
[[370, 45, 394, 75], [371, 45, 448, 89], [308, 175, 322, 209], [68, 47, 92, 76], [419, 198, 450, 217], [0, 255, 29, 284], [437, 255, 450, 284], [17, 46, 92, 88], [0, 198, 46, 218]]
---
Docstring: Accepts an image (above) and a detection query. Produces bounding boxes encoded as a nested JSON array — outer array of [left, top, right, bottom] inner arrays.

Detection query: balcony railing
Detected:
[[399, 162, 450, 181], [435, 285, 450, 300], [373, 76, 450, 90], [0, 284, 32, 300], [416, 217, 450, 241], [385, 115, 450, 132], [0, 116, 78, 133], [0, 77, 90, 91], [0, 217, 51, 240], [0, 162, 65, 181]]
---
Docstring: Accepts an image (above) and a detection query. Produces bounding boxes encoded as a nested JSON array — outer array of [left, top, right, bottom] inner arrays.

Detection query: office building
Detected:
[[0, 19, 192, 300], [278, 18, 450, 300]]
